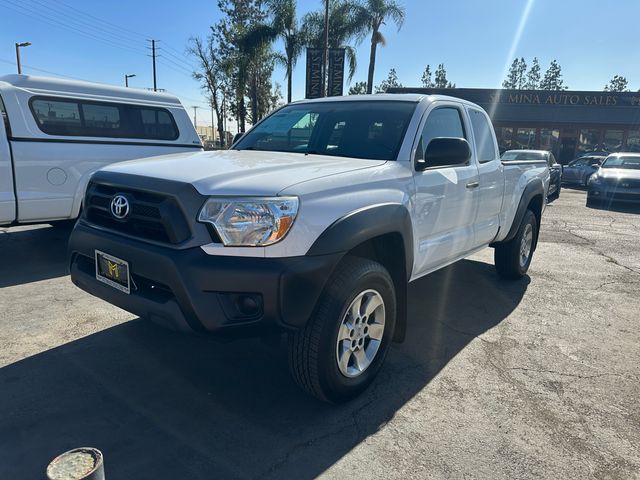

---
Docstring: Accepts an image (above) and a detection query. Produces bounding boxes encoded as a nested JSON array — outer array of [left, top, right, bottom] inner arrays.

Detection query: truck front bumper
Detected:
[[68, 222, 341, 335]]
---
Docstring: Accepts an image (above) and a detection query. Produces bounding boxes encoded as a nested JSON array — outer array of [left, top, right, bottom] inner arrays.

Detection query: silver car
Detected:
[[562, 156, 606, 186]]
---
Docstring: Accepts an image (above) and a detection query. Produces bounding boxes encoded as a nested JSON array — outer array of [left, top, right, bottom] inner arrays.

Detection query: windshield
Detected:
[[601, 156, 640, 169], [234, 101, 417, 161], [501, 151, 547, 161]]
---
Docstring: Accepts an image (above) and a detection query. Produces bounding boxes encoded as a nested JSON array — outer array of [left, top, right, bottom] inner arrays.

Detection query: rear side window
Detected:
[[469, 108, 497, 162], [30, 97, 179, 140]]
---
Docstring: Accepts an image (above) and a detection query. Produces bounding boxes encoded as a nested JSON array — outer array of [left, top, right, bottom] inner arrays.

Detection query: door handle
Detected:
[[466, 181, 480, 189]]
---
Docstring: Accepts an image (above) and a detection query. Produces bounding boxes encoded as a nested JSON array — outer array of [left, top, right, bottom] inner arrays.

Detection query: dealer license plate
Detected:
[[95, 250, 130, 294]]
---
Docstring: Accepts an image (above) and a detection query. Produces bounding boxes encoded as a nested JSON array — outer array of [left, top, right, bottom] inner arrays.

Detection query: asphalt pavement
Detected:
[[0, 188, 638, 479]]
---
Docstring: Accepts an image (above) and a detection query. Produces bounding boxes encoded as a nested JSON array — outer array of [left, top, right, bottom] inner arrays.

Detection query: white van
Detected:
[[0, 74, 202, 226]]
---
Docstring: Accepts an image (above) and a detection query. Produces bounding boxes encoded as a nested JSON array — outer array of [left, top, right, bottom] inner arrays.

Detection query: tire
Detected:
[[494, 209, 538, 280], [288, 256, 396, 403]]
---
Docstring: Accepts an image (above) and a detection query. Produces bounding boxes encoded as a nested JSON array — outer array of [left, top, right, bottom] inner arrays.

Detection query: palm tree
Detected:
[[242, 0, 304, 103], [354, 0, 406, 94], [302, 0, 364, 82]]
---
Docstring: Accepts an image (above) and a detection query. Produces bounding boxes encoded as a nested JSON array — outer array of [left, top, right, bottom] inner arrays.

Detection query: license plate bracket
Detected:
[[95, 250, 130, 294]]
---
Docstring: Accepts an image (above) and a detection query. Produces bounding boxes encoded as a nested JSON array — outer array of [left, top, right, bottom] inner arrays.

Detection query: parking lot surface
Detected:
[[1, 188, 639, 479]]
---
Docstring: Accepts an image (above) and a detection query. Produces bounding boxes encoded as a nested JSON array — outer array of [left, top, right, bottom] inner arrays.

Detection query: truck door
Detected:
[[0, 94, 16, 225], [411, 102, 480, 278], [467, 107, 504, 246]]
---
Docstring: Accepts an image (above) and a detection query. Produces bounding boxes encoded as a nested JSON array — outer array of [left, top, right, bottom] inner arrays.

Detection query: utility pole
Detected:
[[210, 102, 215, 144], [15, 42, 31, 74], [148, 39, 158, 91], [124, 73, 136, 88], [192, 106, 200, 130], [322, 0, 329, 97]]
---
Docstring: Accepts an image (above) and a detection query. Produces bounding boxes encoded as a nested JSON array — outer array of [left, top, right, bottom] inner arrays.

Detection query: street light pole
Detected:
[[15, 42, 31, 74], [124, 74, 136, 87]]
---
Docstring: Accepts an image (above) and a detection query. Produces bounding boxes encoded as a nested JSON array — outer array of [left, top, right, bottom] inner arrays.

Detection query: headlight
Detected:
[[198, 197, 299, 246], [588, 175, 601, 185]]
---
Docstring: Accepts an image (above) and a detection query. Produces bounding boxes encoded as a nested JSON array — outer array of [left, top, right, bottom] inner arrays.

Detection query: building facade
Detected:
[[389, 88, 640, 164]]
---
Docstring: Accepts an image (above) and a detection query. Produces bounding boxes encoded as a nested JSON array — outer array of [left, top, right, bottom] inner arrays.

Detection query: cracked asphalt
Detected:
[[1, 187, 639, 479]]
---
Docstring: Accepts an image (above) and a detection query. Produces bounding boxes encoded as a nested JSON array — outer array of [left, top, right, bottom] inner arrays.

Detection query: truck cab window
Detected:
[[416, 107, 466, 163], [469, 108, 497, 162]]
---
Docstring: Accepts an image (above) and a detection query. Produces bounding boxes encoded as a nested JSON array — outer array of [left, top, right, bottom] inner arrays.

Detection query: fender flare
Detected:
[[306, 203, 414, 279], [494, 180, 544, 245], [307, 203, 414, 343]]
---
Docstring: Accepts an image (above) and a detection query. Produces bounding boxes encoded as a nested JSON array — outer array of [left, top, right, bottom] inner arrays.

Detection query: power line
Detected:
[[26, 0, 147, 48], [0, 0, 148, 57]]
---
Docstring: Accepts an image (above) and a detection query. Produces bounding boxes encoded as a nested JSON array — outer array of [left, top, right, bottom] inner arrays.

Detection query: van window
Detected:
[[30, 97, 179, 141], [469, 108, 497, 162]]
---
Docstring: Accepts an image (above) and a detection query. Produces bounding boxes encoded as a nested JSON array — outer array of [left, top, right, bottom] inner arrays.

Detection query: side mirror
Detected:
[[417, 137, 471, 171], [232, 132, 244, 145]]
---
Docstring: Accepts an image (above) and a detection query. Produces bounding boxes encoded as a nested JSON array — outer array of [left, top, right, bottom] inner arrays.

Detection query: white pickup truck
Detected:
[[68, 94, 549, 403]]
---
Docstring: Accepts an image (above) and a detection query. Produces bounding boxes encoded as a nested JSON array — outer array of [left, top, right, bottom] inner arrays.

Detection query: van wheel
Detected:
[[288, 257, 396, 403], [494, 210, 537, 280]]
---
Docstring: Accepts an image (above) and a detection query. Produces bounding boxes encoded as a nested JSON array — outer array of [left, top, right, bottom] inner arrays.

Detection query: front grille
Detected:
[[604, 178, 640, 188], [84, 182, 192, 245]]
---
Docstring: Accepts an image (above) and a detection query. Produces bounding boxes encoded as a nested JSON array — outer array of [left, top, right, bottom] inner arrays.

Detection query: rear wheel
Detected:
[[494, 209, 537, 279], [288, 257, 396, 403]]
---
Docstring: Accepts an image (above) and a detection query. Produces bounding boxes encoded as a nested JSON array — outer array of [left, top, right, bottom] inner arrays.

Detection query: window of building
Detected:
[[469, 108, 497, 162], [30, 97, 179, 140], [496, 127, 513, 153], [577, 129, 602, 154], [627, 129, 640, 152], [516, 128, 537, 149], [540, 128, 560, 155], [603, 130, 624, 152]]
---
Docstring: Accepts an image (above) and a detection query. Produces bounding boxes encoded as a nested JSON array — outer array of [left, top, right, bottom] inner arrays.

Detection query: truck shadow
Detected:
[[0, 224, 72, 288], [0, 259, 529, 480]]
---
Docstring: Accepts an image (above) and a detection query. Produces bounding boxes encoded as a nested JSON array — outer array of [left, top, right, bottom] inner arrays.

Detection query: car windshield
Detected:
[[601, 156, 640, 169], [501, 151, 547, 161], [233, 101, 417, 161]]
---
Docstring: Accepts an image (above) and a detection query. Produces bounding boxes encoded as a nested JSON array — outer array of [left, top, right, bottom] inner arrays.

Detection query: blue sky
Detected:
[[1, 0, 639, 131]]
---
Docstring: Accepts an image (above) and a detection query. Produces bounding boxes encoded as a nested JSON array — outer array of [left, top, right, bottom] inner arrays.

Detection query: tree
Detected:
[[525, 57, 541, 89], [539, 60, 567, 90], [604, 75, 630, 92], [421, 65, 434, 88], [302, 0, 364, 82], [434, 64, 455, 88], [375, 68, 402, 93], [216, 0, 268, 132], [502, 57, 527, 89], [189, 36, 230, 148], [243, 0, 304, 103], [348, 81, 368, 95], [349, 0, 405, 94]]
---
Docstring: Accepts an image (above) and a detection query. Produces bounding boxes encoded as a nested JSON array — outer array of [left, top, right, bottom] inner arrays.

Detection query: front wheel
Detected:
[[494, 209, 538, 279], [288, 257, 396, 403]]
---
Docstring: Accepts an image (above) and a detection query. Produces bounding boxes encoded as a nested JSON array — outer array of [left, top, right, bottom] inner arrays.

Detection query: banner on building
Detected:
[[327, 48, 346, 97], [305, 48, 323, 99]]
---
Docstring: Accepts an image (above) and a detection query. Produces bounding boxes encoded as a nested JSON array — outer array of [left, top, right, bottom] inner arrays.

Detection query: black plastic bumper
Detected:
[[588, 187, 640, 204], [68, 222, 342, 335]]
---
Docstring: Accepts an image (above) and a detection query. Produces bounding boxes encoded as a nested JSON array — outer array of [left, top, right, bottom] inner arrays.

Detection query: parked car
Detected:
[[68, 94, 549, 403], [561, 155, 606, 186], [587, 153, 640, 206], [0, 74, 201, 226], [502, 149, 561, 201]]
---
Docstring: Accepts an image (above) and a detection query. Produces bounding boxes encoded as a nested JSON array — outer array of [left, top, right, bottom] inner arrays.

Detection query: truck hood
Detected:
[[102, 149, 386, 195]]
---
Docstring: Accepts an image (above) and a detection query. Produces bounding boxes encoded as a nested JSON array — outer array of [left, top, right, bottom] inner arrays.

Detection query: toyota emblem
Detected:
[[110, 194, 130, 219]]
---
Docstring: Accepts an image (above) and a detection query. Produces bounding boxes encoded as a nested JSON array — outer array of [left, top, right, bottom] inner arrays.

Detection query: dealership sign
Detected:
[[327, 48, 346, 97], [489, 91, 640, 107], [305, 48, 323, 99]]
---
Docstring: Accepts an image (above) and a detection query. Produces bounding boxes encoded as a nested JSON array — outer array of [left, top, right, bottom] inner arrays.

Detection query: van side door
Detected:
[[467, 107, 504, 246], [410, 102, 480, 279], [0, 94, 16, 225]]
